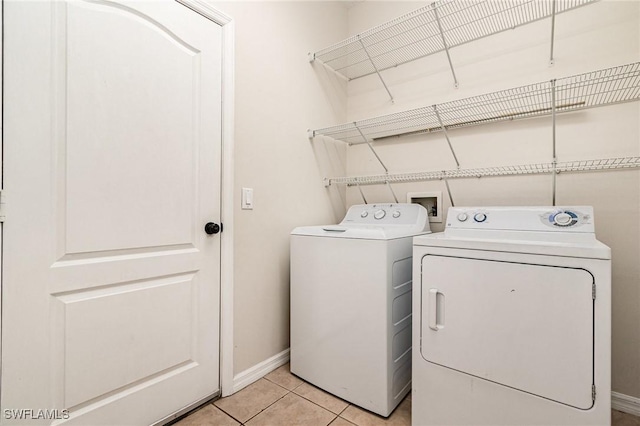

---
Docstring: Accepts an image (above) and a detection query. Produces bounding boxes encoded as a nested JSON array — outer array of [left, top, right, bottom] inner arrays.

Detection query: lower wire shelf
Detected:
[[325, 156, 640, 186]]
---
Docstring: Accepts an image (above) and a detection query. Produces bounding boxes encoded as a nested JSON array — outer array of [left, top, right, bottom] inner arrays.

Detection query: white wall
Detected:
[[210, 1, 348, 376], [342, 0, 640, 399]]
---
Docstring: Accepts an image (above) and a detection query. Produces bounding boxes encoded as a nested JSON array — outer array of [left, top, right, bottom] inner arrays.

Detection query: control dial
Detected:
[[457, 213, 468, 222], [551, 210, 578, 227], [360, 211, 368, 218], [474, 213, 487, 223], [392, 211, 401, 218], [374, 209, 386, 220]]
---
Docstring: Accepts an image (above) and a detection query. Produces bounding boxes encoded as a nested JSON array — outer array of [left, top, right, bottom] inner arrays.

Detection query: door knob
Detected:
[[204, 222, 221, 235]]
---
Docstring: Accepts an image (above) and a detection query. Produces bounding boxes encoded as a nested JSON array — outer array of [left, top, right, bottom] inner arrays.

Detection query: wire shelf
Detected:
[[310, 62, 640, 145], [326, 157, 640, 186], [312, 0, 596, 81]]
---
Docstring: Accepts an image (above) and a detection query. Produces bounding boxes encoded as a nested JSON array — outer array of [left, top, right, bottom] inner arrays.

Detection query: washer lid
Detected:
[[292, 224, 430, 240], [291, 203, 431, 240]]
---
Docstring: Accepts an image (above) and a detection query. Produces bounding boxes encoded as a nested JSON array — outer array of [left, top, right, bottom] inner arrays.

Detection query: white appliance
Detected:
[[291, 203, 430, 417], [412, 206, 611, 426]]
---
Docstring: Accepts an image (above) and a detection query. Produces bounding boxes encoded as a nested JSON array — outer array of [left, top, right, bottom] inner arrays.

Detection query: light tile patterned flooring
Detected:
[[175, 363, 640, 426], [174, 363, 409, 426]]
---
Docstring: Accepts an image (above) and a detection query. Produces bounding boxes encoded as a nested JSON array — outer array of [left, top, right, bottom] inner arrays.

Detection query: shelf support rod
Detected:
[[550, 0, 557, 65], [355, 124, 389, 173], [551, 78, 557, 206], [551, 79, 557, 162], [443, 178, 455, 207], [386, 181, 399, 203], [355, 124, 398, 203], [433, 105, 461, 169], [357, 35, 394, 103], [432, 2, 459, 88], [356, 183, 368, 204]]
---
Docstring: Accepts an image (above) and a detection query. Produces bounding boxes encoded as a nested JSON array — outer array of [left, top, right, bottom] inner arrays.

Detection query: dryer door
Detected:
[[421, 255, 594, 409]]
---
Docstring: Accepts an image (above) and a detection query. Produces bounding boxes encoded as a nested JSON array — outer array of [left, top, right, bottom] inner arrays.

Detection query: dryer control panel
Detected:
[[342, 203, 430, 232], [446, 206, 595, 233]]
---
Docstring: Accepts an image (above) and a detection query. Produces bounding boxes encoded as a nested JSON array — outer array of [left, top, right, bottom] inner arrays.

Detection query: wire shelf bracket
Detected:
[[443, 179, 455, 207], [433, 104, 460, 169], [432, 2, 459, 88], [355, 124, 399, 202], [551, 78, 558, 205], [355, 124, 388, 173], [309, 0, 597, 93], [356, 183, 368, 204], [357, 35, 395, 103], [549, 0, 558, 65]]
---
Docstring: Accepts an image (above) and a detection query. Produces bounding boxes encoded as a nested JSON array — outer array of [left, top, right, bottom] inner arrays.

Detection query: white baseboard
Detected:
[[612, 391, 640, 417], [231, 348, 290, 394]]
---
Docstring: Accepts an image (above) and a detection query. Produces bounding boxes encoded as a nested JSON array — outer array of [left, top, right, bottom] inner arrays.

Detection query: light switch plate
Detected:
[[242, 188, 253, 210]]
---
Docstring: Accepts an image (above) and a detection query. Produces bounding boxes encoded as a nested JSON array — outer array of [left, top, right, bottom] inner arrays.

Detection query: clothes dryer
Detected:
[[291, 203, 430, 417], [412, 206, 611, 425]]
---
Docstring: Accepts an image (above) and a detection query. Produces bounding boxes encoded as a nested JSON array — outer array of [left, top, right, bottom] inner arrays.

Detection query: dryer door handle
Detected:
[[428, 289, 445, 331]]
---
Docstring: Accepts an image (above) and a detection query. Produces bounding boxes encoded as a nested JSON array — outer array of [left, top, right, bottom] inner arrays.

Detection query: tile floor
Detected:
[[174, 363, 640, 426]]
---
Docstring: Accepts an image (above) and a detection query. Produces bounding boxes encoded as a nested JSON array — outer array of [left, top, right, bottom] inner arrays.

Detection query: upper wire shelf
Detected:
[[311, 0, 597, 82], [325, 157, 640, 186], [310, 62, 640, 145]]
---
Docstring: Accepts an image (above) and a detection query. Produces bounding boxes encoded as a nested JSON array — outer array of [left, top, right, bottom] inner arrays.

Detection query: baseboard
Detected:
[[612, 391, 640, 417], [231, 348, 290, 394]]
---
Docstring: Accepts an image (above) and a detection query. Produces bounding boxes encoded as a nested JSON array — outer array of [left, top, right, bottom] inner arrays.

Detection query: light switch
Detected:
[[242, 187, 253, 210]]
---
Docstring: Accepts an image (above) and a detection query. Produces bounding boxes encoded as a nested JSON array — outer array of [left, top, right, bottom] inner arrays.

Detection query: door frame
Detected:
[[174, 0, 236, 399], [0, 0, 237, 410]]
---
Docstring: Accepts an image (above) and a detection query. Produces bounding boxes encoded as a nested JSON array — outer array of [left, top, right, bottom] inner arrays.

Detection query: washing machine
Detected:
[[412, 206, 611, 425], [290, 203, 430, 417]]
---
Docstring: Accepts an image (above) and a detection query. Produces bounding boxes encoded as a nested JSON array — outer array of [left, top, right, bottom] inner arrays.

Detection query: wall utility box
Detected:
[[407, 191, 442, 223]]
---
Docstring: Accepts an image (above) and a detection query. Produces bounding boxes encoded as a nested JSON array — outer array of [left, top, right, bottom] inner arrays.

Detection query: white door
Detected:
[[421, 255, 594, 409], [2, 1, 223, 424]]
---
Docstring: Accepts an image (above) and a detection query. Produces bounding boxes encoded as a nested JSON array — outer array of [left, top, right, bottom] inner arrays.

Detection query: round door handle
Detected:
[[204, 222, 221, 235]]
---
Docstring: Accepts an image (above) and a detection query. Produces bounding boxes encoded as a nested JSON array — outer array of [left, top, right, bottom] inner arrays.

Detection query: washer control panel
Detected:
[[341, 203, 430, 231], [446, 206, 595, 233]]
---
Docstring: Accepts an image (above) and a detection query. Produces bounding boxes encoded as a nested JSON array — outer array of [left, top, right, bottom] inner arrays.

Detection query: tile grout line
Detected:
[[241, 393, 290, 425], [336, 404, 357, 426], [243, 377, 343, 426], [239, 380, 293, 425], [287, 377, 354, 418], [211, 403, 245, 425], [291, 389, 351, 419], [289, 380, 353, 419], [337, 403, 350, 416], [282, 389, 339, 426], [266, 380, 341, 425], [332, 414, 357, 426]]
